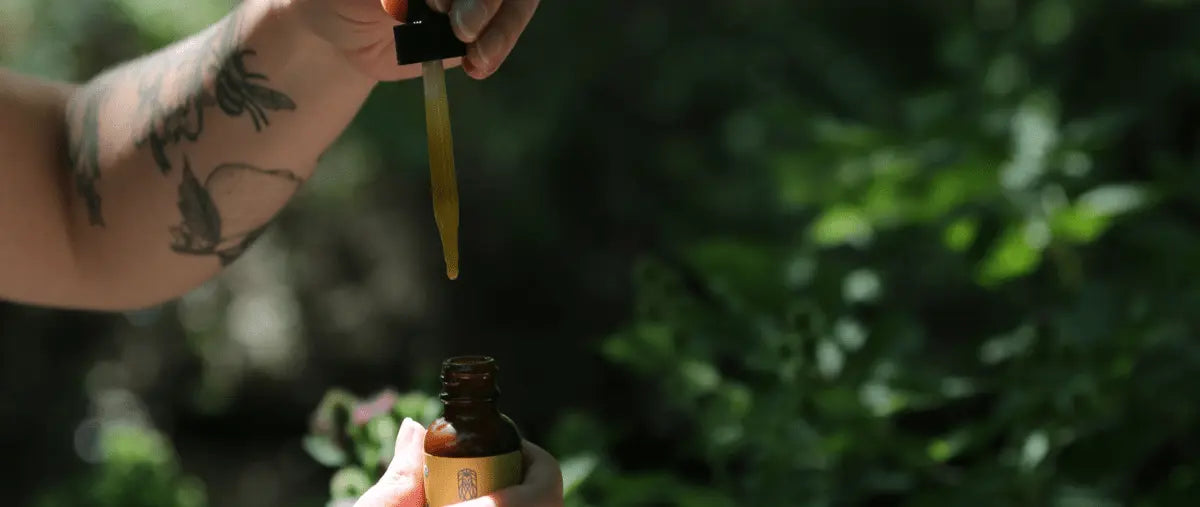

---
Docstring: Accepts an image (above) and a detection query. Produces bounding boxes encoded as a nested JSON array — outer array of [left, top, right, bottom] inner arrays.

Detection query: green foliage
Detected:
[[34, 425, 206, 507]]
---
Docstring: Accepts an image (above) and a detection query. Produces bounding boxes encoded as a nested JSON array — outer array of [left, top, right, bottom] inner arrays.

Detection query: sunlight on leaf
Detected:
[[1001, 100, 1059, 190], [834, 317, 868, 351], [927, 430, 970, 463], [1077, 184, 1151, 216], [944, 216, 979, 252], [843, 269, 882, 303], [560, 454, 599, 498], [1021, 430, 1050, 470], [1052, 205, 1109, 244], [303, 435, 348, 468], [811, 206, 873, 247], [978, 225, 1043, 286], [817, 341, 844, 379], [980, 324, 1037, 364], [1054, 486, 1121, 507], [860, 381, 906, 417], [681, 360, 721, 393]]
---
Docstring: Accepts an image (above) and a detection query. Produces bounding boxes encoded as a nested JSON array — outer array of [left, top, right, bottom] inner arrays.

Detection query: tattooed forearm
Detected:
[[65, 82, 108, 227], [133, 10, 296, 174], [170, 157, 303, 266]]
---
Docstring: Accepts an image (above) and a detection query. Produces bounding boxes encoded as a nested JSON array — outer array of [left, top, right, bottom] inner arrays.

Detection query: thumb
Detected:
[[353, 418, 428, 507]]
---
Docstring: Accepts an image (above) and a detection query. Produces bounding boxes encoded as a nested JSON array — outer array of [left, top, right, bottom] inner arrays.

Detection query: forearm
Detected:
[[62, 0, 375, 310]]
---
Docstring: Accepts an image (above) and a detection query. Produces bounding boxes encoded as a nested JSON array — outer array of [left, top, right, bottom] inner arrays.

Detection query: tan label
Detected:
[[423, 450, 523, 507]]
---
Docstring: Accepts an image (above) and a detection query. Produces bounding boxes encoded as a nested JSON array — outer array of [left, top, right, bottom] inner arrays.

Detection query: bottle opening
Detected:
[[444, 355, 494, 368], [440, 356, 500, 403]]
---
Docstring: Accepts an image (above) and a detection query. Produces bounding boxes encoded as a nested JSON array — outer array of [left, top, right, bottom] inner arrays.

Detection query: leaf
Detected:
[[310, 389, 358, 436], [1051, 205, 1108, 244], [560, 454, 599, 498], [1051, 184, 1150, 244], [944, 216, 980, 252], [247, 85, 297, 111], [810, 206, 873, 247], [171, 156, 221, 253], [329, 468, 372, 500], [303, 435, 348, 468], [1077, 183, 1151, 216], [391, 391, 442, 426], [977, 224, 1042, 286]]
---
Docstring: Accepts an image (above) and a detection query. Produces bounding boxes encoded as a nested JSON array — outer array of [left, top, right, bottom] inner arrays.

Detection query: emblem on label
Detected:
[[423, 451, 523, 507], [457, 468, 479, 500]]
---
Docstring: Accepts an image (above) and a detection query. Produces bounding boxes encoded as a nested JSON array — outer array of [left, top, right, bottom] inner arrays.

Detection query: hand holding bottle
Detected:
[[288, 0, 541, 81], [353, 418, 564, 507]]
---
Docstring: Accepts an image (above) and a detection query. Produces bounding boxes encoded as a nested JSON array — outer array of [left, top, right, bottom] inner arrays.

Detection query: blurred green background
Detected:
[[3, 0, 1200, 505]]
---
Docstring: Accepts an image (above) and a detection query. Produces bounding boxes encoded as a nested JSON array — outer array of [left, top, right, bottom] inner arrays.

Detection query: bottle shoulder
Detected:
[[424, 413, 522, 458]]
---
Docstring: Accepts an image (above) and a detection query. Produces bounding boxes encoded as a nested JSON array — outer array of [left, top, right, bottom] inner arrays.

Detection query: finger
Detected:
[[353, 418, 428, 507], [381, 0, 408, 22], [427, 0, 452, 14], [464, 0, 538, 79], [448, 0, 503, 43], [385, 418, 427, 476], [521, 441, 564, 501], [450, 441, 563, 507]]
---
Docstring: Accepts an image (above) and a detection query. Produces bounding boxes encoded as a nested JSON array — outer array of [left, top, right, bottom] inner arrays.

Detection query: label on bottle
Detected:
[[423, 450, 523, 507]]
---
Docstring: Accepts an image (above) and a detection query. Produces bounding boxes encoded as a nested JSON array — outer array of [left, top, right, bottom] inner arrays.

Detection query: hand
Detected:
[[354, 418, 564, 507], [352, 418, 427, 507], [287, 0, 540, 82], [450, 441, 564, 507]]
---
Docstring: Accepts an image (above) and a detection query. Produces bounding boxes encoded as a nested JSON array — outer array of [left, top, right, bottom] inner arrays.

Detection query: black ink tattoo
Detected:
[[213, 48, 296, 131], [66, 84, 108, 227], [169, 157, 303, 266], [133, 11, 295, 174], [135, 71, 212, 174]]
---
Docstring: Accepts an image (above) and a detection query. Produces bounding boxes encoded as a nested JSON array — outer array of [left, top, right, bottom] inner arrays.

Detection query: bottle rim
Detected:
[[442, 355, 496, 373]]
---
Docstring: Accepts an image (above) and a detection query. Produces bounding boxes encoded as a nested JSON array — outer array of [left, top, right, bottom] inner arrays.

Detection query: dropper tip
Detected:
[[446, 265, 459, 280]]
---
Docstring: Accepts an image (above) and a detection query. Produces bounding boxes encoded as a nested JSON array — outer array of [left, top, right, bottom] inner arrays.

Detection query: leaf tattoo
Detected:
[[169, 157, 223, 254], [66, 85, 107, 227], [169, 157, 303, 266], [135, 71, 214, 174]]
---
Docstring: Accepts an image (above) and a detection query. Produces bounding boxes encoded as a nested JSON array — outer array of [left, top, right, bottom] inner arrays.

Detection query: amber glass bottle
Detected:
[[423, 356, 523, 506]]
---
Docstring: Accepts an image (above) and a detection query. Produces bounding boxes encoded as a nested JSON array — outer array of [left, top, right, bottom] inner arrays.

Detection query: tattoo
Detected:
[[169, 157, 303, 266], [66, 84, 108, 227], [135, 71, 212, 174], [134, 10, 296, 174], [213, 48, 297, 131]]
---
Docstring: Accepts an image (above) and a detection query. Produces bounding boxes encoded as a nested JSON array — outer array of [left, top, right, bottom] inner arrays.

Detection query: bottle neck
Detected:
[[442, 399, 499, 419], [438, 355, 502, 420]]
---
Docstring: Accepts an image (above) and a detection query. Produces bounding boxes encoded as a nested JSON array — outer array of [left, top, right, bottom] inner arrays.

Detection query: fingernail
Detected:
[[467, 43, 490, 78], [431, 0, 451, 13], [402, 418, 426, 447], [452, 0, 488, 42], [397, 417, 416, 443]]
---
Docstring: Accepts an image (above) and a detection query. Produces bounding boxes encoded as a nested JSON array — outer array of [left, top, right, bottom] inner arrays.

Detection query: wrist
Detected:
[[262, 0, 382, 87]]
